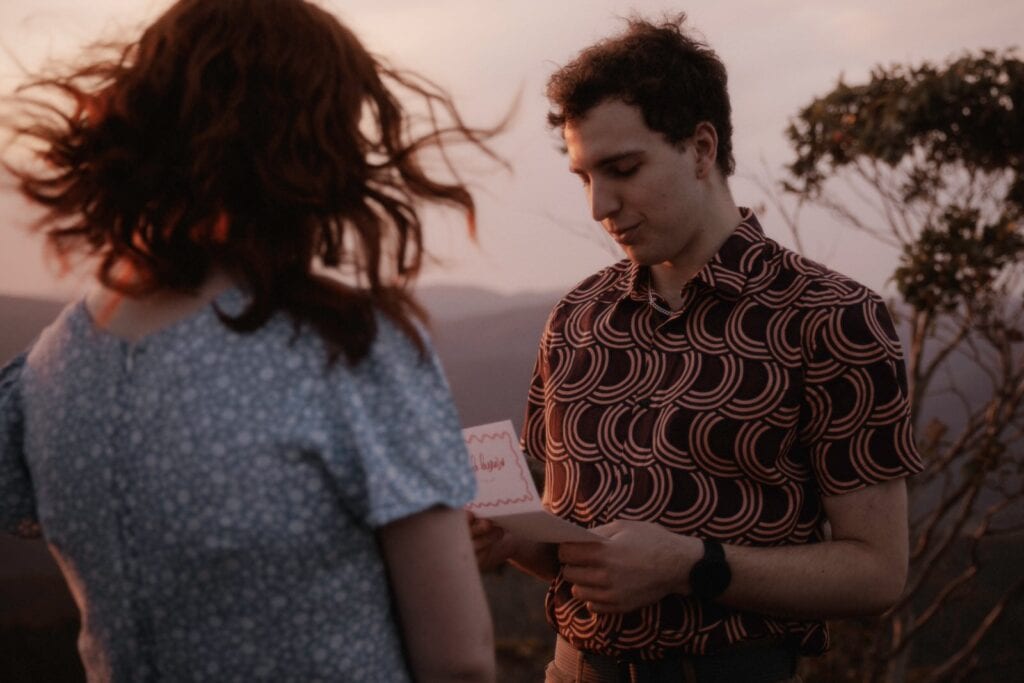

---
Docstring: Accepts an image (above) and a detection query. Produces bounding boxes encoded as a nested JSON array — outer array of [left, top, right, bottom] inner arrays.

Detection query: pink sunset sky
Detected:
[[0, 0, 1020, 300]]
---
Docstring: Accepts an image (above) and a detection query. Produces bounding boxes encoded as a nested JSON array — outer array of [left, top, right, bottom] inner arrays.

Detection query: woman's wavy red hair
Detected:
[[5, 0, 502, 363]]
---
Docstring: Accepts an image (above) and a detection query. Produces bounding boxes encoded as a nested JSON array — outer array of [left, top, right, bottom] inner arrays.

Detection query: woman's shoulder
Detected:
[[22, 298, 97, 369], [0, 352, 27, 401]]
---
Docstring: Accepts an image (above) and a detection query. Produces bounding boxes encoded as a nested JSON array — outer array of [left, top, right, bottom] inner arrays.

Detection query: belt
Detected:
[[551, 635, 798, 683]]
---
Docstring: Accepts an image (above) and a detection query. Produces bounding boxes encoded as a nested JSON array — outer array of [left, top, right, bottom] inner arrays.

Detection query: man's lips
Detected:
[[609, 223, 641, 245]]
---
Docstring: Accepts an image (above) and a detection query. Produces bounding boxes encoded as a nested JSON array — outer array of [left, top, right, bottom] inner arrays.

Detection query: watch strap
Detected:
[[703, 538, 725, 562], [689, 537, 731, 601]]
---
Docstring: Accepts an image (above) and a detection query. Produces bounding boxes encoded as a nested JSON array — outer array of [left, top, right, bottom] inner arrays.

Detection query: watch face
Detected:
[[691, 541, 732, 600], [701, 559, 731, 598]]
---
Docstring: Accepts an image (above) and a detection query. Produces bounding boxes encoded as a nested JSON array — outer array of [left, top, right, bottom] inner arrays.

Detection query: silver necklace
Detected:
[[647, 286, 674, 316]]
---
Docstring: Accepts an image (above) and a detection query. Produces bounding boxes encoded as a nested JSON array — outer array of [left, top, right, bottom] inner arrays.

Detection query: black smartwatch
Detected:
[[688, 538, 731, 601]]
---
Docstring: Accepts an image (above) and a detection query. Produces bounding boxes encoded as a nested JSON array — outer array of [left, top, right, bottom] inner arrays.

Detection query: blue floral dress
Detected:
[[0, 289, 476, 682]]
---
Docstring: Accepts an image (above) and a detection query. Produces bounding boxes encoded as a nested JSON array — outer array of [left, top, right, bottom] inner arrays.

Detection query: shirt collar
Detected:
[[622, 208, 768, 303]]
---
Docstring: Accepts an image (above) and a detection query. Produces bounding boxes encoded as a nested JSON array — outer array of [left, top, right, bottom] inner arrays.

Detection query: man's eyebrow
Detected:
[[569, 150, 643, 174]]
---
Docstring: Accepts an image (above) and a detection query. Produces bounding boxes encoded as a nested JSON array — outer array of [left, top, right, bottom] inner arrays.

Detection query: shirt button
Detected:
[[636, 397, 651, 409]]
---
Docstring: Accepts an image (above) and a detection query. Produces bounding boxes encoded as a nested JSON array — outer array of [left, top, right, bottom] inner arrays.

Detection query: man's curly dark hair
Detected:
[[546, 14, 735, 177]]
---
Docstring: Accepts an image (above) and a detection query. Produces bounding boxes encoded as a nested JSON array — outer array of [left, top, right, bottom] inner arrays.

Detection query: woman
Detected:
[[0, 0, 498, 680]]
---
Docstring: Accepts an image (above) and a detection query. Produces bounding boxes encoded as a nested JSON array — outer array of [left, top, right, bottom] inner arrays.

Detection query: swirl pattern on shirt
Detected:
[[522, 210, 922, 659]]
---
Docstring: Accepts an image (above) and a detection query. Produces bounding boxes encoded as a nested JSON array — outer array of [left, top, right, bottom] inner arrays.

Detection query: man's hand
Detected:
[[558, 520, 703, 614], [466, 511, 517, 572]]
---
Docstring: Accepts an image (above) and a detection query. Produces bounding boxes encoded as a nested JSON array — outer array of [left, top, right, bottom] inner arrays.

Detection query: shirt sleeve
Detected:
[[1, 352, 40, 537], [326, 316, 476, 529], [801, 294, 924, 496]]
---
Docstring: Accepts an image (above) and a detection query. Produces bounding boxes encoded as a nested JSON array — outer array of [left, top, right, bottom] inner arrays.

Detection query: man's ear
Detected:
[[692, 121, 719, 179]]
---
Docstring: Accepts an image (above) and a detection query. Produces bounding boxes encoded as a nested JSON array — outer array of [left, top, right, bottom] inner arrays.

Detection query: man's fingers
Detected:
[[587, 521, 622, 538], [472, 527, 504, 549], [470, 521, 496, 539], [469, 517, 499, 538], [558, 541, 605, 565], [466, 511, 486, 536], [569, 590, 623, 614], [585, 600, 624, 614], [571, 592, 633, 615], [570, 583, 610, 602], [561, 564, 610, 588]]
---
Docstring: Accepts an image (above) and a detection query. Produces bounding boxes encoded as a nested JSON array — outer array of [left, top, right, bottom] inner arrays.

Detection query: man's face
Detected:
[[564, 99, 708, 269]]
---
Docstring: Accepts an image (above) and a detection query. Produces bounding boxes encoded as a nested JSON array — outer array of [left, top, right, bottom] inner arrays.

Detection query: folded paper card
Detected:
[[462, 420, 602, 543]]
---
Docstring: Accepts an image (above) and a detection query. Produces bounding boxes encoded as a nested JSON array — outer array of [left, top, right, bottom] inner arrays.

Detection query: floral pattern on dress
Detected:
[[1, 289, 475, 682]]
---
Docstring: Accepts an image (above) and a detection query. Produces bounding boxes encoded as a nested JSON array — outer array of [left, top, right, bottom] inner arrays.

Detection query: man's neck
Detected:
[[650, 196, 742, 310]]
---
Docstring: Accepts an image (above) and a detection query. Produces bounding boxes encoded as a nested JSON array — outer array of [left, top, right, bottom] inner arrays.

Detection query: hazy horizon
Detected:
[[1, 0, 1020, 301]]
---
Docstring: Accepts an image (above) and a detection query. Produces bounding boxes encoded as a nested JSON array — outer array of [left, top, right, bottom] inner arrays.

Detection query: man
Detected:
[[471, 15, 922, 683]]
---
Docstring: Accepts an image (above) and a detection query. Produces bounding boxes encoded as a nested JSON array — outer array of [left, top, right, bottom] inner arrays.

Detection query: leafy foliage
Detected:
[[785, 50, 1024, 208], [894, 206, 1024, 314], [783, 49, 1024, 683]]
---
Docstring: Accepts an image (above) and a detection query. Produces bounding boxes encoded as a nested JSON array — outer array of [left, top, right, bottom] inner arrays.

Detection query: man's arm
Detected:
[[720, 477, 909, 618], [559, 477, 909, 618]]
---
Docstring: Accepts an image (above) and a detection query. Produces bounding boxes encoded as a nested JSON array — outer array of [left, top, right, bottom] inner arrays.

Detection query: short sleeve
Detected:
[[331, 317, 475, 528], [801, 295, 923, 496], [0, 353, 40, 537]]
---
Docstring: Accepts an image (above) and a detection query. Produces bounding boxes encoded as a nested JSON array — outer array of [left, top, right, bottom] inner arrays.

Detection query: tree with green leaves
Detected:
[[782, 49, 1024, 683]]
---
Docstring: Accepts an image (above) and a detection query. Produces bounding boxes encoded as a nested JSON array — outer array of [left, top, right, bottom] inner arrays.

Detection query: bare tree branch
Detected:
[[921, 575, 1024, 683]]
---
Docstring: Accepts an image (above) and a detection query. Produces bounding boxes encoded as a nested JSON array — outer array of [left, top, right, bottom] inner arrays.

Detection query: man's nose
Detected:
[[589, 180, 620, 222]]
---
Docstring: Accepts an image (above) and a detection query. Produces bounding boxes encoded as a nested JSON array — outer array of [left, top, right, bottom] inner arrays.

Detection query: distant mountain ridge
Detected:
[[413, 284, 559, 322], [0, 285, 558, 360]]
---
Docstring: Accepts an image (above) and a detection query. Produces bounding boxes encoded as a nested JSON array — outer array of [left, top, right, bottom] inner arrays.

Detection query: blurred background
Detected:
[[2, 1, 1022, 681]]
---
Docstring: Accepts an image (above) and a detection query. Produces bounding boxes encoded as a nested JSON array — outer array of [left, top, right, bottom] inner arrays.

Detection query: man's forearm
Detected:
[[706, 538, 905, 620], [561, 479, 910, 619], [685, 479, 910, 619]]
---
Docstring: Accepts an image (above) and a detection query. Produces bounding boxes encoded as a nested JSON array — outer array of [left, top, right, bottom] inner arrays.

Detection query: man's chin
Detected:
[[623, 248, 659, 267]]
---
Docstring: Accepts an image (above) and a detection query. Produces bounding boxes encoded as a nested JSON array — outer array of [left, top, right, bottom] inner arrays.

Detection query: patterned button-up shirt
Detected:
[[522, 210, 922, 658]]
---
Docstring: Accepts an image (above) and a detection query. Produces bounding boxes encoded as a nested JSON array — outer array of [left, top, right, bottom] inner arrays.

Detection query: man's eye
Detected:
[[612, 164, 638, 177]]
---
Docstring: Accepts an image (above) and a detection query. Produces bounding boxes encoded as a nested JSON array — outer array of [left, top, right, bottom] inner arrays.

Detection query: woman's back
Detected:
[[2, 0, 503, 679], [11, 290, 474, 681]]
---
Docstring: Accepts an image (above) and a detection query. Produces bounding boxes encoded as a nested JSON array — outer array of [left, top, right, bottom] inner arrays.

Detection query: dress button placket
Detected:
[[112, 341, 148, 667]]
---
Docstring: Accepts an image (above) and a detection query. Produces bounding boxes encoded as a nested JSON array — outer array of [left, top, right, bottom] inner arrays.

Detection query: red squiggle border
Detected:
[[464, 429, 536, 510]]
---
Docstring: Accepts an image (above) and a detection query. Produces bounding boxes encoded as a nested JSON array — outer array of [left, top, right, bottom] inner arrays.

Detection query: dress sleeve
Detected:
[[328, 317, 476, 529], [1, 353, 40, 537], [800, 294, 924, 496]]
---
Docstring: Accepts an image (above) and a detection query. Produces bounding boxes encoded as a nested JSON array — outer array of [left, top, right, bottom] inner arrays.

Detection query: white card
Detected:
[[462, 420, 603, 543]]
